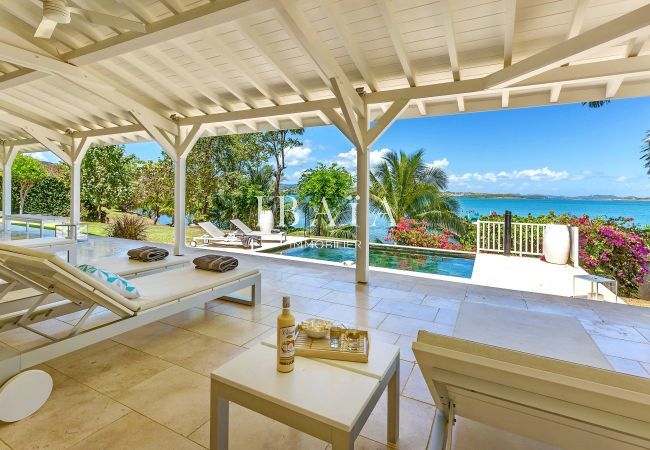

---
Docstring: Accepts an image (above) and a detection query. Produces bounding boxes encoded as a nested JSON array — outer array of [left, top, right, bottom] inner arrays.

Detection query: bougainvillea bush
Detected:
[[386, 218, 475, 252]]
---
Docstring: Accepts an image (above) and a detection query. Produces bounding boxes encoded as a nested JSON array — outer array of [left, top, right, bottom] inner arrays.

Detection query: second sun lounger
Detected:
[[231, 219, 286, 243], [413, 331, 650, 450]]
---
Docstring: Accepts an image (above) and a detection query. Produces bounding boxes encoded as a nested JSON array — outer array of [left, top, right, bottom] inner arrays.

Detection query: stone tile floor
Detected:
[[1, 237, 649, 449]]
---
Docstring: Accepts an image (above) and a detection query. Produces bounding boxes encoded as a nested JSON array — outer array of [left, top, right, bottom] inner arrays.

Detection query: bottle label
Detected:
[[279, 325, 295, 366]]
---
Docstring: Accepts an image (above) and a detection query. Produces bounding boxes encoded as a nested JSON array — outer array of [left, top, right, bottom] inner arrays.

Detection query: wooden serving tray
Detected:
[[294, 325, 369, 363]]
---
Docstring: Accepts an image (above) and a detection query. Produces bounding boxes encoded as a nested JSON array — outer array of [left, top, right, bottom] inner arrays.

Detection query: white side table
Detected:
[[573, 274, 618, 302], [210, 341, 400, 450]]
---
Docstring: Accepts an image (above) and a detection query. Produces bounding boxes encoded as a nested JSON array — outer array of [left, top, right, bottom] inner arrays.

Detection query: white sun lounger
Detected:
[[413, 331, 650, 450], [190, 222, 252, 248], [4, 237, 77, 262], [230, 218, 286, 242], [0, 244, 261, 421]]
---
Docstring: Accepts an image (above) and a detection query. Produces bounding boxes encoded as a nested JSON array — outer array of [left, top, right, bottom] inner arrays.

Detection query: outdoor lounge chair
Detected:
[[230, 218, 286, 243], [413, 331, 650, 450], [4, 236, 77, 262], [190, 221, 253, 248], [0, 243, 261, 422]]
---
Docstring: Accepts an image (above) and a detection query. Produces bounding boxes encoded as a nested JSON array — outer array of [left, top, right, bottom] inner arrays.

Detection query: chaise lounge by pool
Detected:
[[263, 239, 475, 278]]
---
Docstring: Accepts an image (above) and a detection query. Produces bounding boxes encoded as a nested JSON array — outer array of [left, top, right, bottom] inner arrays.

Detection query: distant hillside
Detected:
[[449, 192, 650, 201]]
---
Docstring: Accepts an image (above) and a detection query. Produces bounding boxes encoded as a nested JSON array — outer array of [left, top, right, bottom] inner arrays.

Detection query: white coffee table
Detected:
[[210, 341, 400, 450]]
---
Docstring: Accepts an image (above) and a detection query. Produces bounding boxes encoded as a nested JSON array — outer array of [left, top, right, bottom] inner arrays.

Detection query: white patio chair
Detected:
[[230, 218, 286, 243], [413, 331, 650, 450], [190, 221, 247, 248]]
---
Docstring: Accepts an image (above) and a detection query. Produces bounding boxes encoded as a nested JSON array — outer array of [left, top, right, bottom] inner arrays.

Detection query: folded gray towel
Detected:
[[240, 235, 262, 248], [127, 246, 169, 262], [193, 254, 238, 272]]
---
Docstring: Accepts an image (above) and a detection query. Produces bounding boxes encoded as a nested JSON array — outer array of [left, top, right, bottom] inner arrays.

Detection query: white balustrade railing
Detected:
[[476, 220, 546, 256]]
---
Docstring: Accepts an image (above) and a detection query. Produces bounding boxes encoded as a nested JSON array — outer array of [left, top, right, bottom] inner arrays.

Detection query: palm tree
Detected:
[[370, 150, 465, 234], [642, 131, 650, 176]]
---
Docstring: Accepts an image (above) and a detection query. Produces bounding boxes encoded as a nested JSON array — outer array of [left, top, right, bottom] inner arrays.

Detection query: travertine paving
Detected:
[[1, 237, 648, 449]]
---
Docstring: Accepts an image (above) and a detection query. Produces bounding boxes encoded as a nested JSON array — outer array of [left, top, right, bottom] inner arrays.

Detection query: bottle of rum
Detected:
[[277, 296, 295, 373]]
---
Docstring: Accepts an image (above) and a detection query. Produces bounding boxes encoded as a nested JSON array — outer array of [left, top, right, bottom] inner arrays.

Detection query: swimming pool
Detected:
[[264, 240, 475, 278]]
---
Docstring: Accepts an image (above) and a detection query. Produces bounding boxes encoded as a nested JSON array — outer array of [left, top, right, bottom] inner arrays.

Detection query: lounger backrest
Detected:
[[198, 221, 226, 238], [413, 331, 650, 446], [230, 219, 253, 234], [0, 244, 138, 317]]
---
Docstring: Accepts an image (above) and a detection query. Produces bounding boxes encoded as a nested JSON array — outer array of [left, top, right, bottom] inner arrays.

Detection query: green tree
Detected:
[[81, 145, 137, 222], [134, 155, 174, 224], [297, 163, 354, 236], [370, 150, 464, 234], [259, 129, 304, 219], [12, 154, 46, 214], [642, 131, 650, 176]]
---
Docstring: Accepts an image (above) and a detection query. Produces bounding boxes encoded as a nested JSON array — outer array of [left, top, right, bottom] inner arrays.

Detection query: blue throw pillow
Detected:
[[77, 264, 140, 299]]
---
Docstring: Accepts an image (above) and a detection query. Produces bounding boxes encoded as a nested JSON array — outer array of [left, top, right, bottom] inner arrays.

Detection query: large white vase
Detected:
[[543, 224, 570, 264], [259, 210, 274, 234]]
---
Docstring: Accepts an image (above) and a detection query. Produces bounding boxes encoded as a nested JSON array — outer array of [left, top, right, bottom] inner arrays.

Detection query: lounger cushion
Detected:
[[128, 266, 258, 310], [84, 255, 191, 278], [77, 264, 140, 299], [7, 237, 76, 249]]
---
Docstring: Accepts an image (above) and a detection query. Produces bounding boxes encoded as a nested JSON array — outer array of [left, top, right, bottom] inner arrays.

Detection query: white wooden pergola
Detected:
[[0, 0, 649, 283]]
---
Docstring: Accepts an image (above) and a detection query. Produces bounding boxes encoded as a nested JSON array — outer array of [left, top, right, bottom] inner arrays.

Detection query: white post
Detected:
[[173, 155, 187, 256], [2, 145, 16, 233], [356, 147, 370, 283], [70, 160, 82, 226]]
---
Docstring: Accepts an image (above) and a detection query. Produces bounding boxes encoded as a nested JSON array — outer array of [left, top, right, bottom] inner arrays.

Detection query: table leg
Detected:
[[210, 387, 229, 450], [331, 431, 354, 450], [387, 362, 399, 444], [40, 222, 44, 238]]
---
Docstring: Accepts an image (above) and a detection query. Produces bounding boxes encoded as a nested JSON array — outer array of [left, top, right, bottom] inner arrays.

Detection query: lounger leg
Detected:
[[429, 409, 448, 450], [387, 361, 399, 444], [251, 276, 261, 306], [331, 430, 354, 450], [0, 369, 53, 422], [210, 382, 229, 450]]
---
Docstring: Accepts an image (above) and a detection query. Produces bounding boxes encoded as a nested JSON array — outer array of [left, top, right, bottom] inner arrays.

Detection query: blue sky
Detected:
[[35, 97, 650, 197]]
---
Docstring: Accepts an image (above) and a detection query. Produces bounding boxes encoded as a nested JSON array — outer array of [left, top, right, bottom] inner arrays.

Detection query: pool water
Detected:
[[266, 241, 475, 278]]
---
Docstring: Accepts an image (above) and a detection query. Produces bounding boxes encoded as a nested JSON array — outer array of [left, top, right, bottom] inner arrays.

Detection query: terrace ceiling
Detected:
[[0, 0, 649, 156]]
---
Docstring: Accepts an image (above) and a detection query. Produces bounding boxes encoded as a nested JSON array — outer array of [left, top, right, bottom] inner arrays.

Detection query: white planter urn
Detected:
[[543, 224, 570, 265], [259, 210, 274, 234]]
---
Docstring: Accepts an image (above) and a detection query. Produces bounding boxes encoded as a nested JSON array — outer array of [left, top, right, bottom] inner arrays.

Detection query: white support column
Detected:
[[1, 144, 17, 233], [356, 144, 370, 284], [173, 155, 187, 256], [68, 138, 91, 228]]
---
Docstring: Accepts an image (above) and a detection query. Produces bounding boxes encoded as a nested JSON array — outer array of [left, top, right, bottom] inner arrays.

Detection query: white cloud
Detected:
[[284, 169, 305, 183], [449, 167, 569, 184], [30, 152, 58, 163], [572, 170, 591, 181], [427, 158, 449, 170], [284, 146, 312, 167], [616, 175, 628, 182], [335, 147, 391, 171]]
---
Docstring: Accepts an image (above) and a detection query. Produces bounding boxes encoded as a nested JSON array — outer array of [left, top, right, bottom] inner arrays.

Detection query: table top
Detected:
[[574, 274, 615, 283], [211, 344, 383, 431], [453, 302, 612, 370], [4, 214, 68, 222], [261, 335, 399, 380]]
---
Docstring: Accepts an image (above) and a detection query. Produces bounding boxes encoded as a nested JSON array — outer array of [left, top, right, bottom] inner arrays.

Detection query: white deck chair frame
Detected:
[[413, 331, 650, 450], [190, 222, 254, 248], [0, 245, 261, 420], [230, 219, 286, 243]]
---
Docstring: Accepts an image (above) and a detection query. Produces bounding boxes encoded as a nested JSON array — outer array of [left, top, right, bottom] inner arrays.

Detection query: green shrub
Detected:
[[106, 215, 148, 240]]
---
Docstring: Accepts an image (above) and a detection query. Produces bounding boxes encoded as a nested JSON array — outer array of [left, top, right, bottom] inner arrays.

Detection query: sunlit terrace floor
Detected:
[[1, 237, 650, 449]]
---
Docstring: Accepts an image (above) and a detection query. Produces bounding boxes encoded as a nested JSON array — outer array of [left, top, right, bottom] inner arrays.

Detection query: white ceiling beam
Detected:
[[503, 0, 517, 68], [0, 42, 177, 136], [274, 0, 365, 115], [235, 21, 312, 101], [201, 30, 280, 105], [627, 35, 647, 57], [438, 0, 461, 81], [376, 0, 416, 87], [0, 109, 72, 146], [64, 0, 272, 65], [416, 101, 426, 115], [605, 77, 624, 98], [320, 0, 378, 91], [485, 3, 650, 89], [14, 123, 71, 164], [567, 0, 590, 39], [322, 108, 355, 146], [549, 85, 561, 103], [366, 99, 409, 147], [330, 78, 364, 149], [456, 95, 465, 112], [501, 90, 510, 108]]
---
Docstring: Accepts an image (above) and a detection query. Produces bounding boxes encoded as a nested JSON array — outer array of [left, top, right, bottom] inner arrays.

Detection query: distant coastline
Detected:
[[449, 192, 650, 201]]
